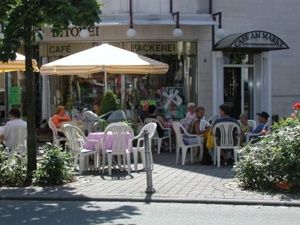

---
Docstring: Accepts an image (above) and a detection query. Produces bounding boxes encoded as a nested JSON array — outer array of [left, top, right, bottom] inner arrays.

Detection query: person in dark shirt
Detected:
[[212, 104, 239, 127], [211, 104, 240, 165], [252, 111, 270, 135]]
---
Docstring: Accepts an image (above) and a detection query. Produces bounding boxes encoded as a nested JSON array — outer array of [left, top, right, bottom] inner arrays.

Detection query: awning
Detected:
[[0, 53, 39, 73], [214, 30, 289, 51]]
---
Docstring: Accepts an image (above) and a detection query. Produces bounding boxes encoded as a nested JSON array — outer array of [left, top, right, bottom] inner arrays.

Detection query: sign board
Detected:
[[46, 43, 93, 58], [123, 42, 197, 55], [9, 86, 22, 106], [231, 31, 289, 49]]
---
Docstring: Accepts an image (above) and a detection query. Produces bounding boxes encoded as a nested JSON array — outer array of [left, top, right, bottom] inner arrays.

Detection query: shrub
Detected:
[[0, 146, 27, 187], [234, 117, 300, 191], [33, 143, 74, 186], [100, 91, 120, 115]]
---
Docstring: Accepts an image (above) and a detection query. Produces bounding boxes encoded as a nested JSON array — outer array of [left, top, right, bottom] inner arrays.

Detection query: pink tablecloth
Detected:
[[85, 132, 133, 152]]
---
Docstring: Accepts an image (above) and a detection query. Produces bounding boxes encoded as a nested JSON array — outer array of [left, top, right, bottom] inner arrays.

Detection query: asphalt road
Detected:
[[0, 200, 299, 225]]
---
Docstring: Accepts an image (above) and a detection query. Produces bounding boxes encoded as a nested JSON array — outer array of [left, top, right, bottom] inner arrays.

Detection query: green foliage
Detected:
[[235, 117, 300, 191], [0, 146, 27, 187], [0, 0, 102, 61], [95, 118, 108, 131], [0, 0, 102, 181], [33, 143, 74, 186], [100, 91, 120, 115]]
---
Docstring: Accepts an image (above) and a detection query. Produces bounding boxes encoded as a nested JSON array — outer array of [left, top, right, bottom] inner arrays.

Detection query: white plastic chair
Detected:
[[48, 118, 66, 146], [245, 119, 271, 143], [102, 122, 134, 176], [212, 122, 241, 167], [82, 110, 99, 134], [172, 121, 203, 165], [144, 118, 172, 154], [107, 110, 127, 123], [132, 122, 157, 171], [7, 125, 27, 156], [63, 124, 100, 175]]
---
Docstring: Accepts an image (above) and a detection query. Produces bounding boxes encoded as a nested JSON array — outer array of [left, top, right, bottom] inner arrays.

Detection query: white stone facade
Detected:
[[214, 0, 300, 117]]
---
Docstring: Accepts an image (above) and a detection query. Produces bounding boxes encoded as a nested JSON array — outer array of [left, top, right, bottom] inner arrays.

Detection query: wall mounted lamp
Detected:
[[127, 0, 136, 38], [79, 27, 90, 38], [172, 11, 183, 37], [212, 12, 225, 38]]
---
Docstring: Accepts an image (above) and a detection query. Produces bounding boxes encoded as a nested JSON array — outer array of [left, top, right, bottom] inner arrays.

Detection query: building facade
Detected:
[[39, 0, 298, 120]]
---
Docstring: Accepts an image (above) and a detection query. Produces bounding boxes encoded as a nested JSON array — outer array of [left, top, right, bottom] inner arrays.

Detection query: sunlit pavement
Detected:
[[1, 152, 299, 206]]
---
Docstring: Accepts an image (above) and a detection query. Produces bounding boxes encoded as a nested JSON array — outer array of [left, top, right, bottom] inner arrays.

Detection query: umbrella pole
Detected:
[[104, 71, 107, 93], [121, 74, 125, 110]]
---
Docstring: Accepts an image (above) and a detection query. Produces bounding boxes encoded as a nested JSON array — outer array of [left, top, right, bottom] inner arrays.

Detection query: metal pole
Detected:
[[143, 129, 155, 194], [121, 74, 125, 110], [104, 71, 107, 93]]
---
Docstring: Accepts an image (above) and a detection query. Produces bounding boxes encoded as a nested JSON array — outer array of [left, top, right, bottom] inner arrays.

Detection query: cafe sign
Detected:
[[214, 30, 289, 51], [46, 43, 93, 57]]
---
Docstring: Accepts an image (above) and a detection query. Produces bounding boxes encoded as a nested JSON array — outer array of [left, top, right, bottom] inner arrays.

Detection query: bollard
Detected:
[[143, 129, 155, 194]]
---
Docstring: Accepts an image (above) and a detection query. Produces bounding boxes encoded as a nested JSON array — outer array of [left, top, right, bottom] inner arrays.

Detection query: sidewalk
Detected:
[[1, 152, 299, 206]]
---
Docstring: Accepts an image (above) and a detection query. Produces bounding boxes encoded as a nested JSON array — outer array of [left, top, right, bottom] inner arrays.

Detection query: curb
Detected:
[[1, 195, 300, 207]]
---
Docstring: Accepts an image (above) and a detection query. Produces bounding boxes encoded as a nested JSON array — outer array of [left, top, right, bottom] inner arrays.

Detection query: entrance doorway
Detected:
[[224, 66, 254, 119]]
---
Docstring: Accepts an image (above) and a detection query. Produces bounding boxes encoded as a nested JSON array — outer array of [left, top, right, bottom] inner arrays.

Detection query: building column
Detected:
[[212, 51, 223, 116], [261, 52, 272, 115]]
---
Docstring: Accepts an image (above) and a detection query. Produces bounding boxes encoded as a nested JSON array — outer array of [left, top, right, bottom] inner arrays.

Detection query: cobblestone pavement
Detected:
[[1, 152, 299, 205]]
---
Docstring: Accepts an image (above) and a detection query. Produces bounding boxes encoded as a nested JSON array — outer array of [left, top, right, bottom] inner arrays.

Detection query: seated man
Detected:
[[250, 111, 270, 137], [0, 108, 27, 149]]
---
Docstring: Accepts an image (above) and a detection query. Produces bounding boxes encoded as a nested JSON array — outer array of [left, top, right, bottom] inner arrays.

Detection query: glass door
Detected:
[[223, 67, 254, 119]]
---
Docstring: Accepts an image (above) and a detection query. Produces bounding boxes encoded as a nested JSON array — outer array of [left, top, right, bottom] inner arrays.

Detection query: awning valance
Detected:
[[214, 30, 289, 51]]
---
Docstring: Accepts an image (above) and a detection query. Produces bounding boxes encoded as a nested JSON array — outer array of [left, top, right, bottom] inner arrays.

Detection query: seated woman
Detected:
[[52, 105, 71, 137], [239, 113, 253, 143]]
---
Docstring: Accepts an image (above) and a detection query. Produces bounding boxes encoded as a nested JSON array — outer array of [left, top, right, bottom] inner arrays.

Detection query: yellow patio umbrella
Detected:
[[0, 53, 39, 73]]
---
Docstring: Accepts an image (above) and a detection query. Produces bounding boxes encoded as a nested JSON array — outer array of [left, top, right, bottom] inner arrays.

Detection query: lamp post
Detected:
[[127, 0, 136, 38]]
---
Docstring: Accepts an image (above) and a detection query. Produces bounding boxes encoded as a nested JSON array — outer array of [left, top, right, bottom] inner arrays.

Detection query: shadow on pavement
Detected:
[[0, 199, 140, 225]]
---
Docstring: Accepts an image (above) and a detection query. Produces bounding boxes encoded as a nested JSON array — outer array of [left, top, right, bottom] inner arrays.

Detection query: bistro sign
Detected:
[[231, 31, 289, 49], [51, 27, 100, 38]]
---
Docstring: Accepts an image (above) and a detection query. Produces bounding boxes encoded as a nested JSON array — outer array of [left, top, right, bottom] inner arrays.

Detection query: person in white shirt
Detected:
[[0, 108, 27, 149], [185, 102, 196, 120]]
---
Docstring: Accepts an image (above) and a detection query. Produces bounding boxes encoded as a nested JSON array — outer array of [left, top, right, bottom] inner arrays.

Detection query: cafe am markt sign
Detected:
[[231, 31, 289, 50], [215, 30, 289, 51]]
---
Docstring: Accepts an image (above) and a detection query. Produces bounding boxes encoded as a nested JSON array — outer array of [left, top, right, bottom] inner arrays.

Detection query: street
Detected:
[[0, 200, 299, 225]]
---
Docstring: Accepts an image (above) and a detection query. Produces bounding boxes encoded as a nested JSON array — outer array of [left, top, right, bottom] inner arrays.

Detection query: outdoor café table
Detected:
[[85, 131, 134, 153]]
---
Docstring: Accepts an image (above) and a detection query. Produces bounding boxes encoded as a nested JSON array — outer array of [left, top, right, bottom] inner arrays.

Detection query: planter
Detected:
[[275, 181, 293, 190]]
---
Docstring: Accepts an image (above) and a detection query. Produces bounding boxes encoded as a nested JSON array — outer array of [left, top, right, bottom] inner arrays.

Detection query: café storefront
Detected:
[[39, 25, 207, 120], [212, 30, 289, 119], [39, 24, 289, 122]]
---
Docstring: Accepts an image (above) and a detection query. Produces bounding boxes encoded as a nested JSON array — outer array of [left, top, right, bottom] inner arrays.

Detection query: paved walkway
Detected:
[[1, 152, 299, 206]]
